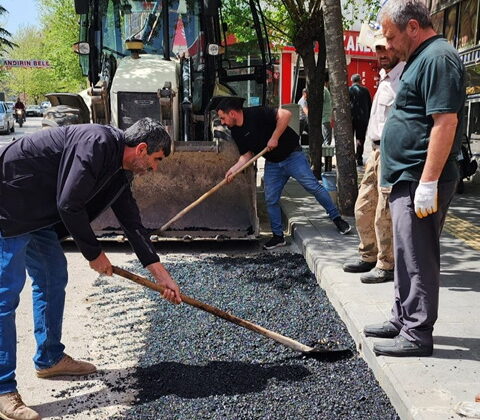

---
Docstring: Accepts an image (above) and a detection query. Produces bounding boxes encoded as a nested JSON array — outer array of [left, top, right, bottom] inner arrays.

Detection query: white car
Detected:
[[0, 101, 15, 134]]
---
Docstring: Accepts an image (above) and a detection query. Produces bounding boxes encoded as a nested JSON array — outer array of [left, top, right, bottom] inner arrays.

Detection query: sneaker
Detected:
[[333, 217, 351, 235], [360, 267, 394, 284], [0, 392, 41, 420], [36, 354, 97, 379], [343, 260, 376, 273], [263, 235, 286, 250]]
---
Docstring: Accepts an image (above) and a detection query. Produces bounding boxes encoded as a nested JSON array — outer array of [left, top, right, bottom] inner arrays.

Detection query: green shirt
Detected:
[[322, 88, 332, 124], [380, 36, 465, 186]]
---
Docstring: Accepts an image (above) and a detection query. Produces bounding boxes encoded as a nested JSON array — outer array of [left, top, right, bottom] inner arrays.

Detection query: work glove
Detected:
[[414, 180, 438, 219]]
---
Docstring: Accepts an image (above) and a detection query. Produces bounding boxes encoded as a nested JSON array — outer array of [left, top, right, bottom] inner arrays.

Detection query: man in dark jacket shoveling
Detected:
[[0, 117, 181, 420]]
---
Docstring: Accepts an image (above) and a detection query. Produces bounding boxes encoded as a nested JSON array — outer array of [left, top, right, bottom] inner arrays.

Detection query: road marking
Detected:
[[444, 213, 480, 252]]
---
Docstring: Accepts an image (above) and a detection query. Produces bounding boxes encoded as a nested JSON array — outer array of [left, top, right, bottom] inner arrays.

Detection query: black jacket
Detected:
[[349, 84, 372, 123], [0, 124, 159, 267]]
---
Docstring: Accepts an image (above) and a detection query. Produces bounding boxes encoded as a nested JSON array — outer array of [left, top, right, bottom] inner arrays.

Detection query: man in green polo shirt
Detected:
[[362, 0, 465, 357]]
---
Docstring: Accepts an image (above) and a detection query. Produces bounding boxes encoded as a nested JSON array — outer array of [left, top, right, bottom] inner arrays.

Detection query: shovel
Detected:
[[112, 266, 351, 357], [158, 147, 269, 233]]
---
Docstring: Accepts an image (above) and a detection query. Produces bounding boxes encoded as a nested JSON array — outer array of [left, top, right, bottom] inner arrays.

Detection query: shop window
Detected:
[[458, 0, 478, 49], [445, 4, 458, 46], [432, 10, 445, 35]]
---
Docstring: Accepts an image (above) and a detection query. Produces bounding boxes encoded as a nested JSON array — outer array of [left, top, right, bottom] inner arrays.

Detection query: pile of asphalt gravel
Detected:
[[105, 252, 399, 419]]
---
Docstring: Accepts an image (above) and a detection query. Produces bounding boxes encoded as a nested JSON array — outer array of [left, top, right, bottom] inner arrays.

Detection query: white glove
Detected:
[[414, 180, 438, 219]]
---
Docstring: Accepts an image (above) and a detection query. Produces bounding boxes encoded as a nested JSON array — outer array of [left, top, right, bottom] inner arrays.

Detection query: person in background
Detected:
[[322, 75, 333, 146], [349, 74, 372, 166], [216, 97, 351, 250], [343, 32, 405, 283], [298, 88, 309, 135], [364, 0, 465, 357]]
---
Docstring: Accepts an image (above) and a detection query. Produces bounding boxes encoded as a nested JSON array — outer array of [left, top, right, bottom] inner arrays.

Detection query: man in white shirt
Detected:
[[298, 88, 308, 134], [343, 32, 405, 283]]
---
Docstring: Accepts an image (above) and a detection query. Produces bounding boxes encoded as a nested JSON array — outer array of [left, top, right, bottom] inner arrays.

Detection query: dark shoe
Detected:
[[364, 321, 399, 338], [343, 260, 376, 273], [373, 335, 433, 357], [360, 267, 394, 283], [333, 217, 351, 235], [263, 234, 286, 250]]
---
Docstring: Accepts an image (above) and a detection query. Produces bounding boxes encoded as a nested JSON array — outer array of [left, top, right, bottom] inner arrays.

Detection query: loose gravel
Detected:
[[111, 252, 397, 419], [54, 251, 399, 419]]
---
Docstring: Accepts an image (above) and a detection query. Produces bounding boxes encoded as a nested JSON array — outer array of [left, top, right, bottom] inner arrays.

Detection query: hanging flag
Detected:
[[172, 16, 188, 55]]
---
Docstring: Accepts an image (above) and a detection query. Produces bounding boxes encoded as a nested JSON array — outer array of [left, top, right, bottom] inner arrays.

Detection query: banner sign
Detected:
[[0, 59, 51, 68]]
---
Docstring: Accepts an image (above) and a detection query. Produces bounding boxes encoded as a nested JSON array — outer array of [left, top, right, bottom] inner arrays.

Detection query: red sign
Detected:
[[343, 31, 375, 57]]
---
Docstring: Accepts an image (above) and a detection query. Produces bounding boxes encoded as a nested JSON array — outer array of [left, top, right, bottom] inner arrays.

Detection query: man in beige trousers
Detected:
[[343, 32, 405, 283]]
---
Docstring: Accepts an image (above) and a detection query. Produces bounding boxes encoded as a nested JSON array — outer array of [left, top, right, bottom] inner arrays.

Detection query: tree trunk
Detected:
[[322, 0, 357, 215], [293, 14, 327, 179]]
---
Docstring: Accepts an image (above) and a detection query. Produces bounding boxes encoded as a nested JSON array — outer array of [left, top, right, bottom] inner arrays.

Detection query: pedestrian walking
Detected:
[[343, 32, 405, 283], [0, 118, 182, 420], [216, 97, 351, 250], [364, 0, 465, 357], [349, 74, 372, 166], [322, 75, 333, 146], [298, 88, 309, 135]]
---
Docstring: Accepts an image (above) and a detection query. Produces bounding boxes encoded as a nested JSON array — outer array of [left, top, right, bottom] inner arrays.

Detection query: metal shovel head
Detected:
[[302, 339, 354, 360]]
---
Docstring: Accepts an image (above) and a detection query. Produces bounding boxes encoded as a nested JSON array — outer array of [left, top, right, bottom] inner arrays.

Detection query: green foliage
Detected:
[[6, 26, 56, 103], [221, 0, 292, 52], [0, 4, 17, 52], [39, 0, 86, 92], [342, 0, 381, 29], [2, 0, 86, 102]]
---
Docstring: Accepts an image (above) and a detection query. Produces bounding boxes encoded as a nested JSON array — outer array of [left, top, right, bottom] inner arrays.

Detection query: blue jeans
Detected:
[[0, 228, 67, 394], [264, 151, 340, 236]]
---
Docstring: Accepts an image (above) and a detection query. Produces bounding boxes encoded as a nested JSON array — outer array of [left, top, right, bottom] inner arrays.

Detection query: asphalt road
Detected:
[[0, 116, 43, 149]]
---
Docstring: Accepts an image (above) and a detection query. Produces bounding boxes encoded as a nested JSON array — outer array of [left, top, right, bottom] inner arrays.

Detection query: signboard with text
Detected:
[[0, 59, 51, 68]]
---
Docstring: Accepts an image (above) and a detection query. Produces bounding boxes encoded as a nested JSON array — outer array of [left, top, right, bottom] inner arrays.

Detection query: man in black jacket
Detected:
[[349, 74, 372, 166], [0, 118, 181, 420]]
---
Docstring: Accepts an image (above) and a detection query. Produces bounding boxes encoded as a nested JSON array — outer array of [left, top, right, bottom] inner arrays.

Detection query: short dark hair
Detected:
[[216, 97, 245, 113], [124, 117, 171, 156], [379, 0, 432, 31], [351, 74, 361, 83]]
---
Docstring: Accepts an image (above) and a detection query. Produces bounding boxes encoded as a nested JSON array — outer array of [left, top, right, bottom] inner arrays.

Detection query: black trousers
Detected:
[[389, 180, 457, 347], [352, 119, 368, 164]]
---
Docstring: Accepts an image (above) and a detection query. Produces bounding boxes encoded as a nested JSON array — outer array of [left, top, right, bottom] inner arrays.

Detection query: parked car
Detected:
[[26, 105, 43, 117], [0, 101, 15, 134], [5, 101, 14, 111]]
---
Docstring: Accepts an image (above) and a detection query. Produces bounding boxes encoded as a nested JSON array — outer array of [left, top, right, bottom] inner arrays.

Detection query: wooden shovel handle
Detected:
[[159, 147, 269, 232], [111, 265, 312, 353]]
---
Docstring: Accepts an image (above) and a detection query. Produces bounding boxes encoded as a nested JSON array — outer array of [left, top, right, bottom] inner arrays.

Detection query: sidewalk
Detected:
[[279, 177, 480, 420]]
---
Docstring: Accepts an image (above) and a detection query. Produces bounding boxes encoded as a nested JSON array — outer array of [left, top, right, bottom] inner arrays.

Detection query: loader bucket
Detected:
[[91, 139, 259, 240]]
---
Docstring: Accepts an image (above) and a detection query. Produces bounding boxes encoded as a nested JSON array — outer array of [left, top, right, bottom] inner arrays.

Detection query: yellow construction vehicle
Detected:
[[46, 0, 274, 240]]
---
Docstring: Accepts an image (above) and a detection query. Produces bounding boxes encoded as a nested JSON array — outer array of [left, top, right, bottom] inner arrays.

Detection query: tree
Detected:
[[6, 26, 56, 103], [0, 5, 17, 53], [323, 0, 357, 215], [274, 0, 327, 179], [39, 0, 86, 92]]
